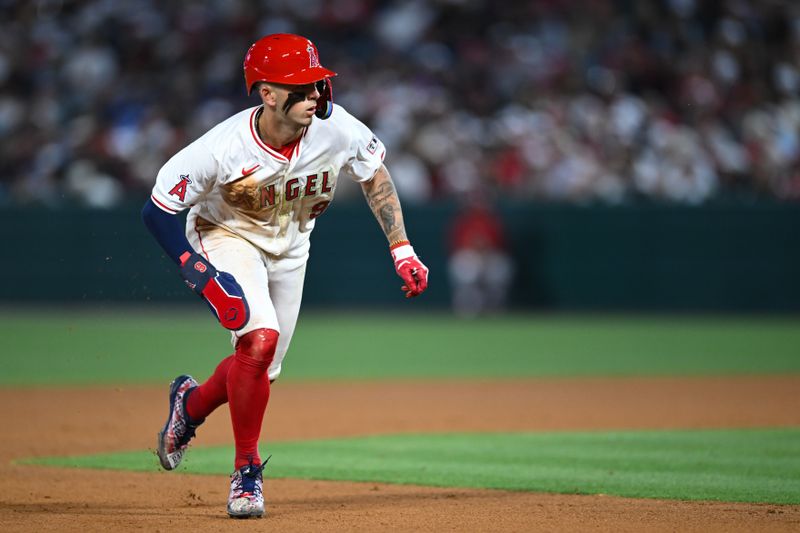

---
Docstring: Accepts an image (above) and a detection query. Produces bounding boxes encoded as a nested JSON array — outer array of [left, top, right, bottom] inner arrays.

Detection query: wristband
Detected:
[[179, 251, 215, 294], [391, 243, 415, 262]]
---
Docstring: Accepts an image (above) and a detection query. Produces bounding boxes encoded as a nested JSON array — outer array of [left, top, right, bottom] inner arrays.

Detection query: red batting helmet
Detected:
[[243, 33, 337, 93]]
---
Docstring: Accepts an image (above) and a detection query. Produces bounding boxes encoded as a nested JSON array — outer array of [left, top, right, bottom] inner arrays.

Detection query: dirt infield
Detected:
[[2, 376, 800, 532]]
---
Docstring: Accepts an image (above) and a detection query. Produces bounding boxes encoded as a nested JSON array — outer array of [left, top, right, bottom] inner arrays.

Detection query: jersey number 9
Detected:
[[309, 200, 331, 220]]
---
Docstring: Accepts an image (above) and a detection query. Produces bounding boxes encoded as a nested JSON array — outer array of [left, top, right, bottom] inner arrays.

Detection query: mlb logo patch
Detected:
[[366, 136, 379, 155]]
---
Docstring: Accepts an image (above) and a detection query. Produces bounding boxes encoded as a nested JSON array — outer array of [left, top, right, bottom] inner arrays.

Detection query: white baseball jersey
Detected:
[[151, 103, 386, 260]]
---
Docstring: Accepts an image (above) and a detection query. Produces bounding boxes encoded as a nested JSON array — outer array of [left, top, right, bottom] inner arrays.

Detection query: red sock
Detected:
[[227, 330, 277, 470], [185, 354, 235, 423]]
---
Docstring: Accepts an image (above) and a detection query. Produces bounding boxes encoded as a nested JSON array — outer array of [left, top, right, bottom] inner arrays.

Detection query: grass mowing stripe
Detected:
[[24, 428, 800, 504], [1, 310, 800, 384]]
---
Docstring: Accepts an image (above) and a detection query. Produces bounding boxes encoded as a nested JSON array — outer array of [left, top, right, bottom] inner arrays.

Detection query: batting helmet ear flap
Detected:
[[315, 78, 333, 119]]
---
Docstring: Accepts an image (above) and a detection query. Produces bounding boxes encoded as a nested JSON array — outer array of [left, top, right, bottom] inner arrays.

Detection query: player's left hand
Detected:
[[391, 241, 429, 298], [179, 251, 250, 330]]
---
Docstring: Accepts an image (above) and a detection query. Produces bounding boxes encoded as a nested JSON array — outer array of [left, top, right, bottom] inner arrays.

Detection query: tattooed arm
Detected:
[[361, 164, 408, 245], [361, 165, 429, 297]]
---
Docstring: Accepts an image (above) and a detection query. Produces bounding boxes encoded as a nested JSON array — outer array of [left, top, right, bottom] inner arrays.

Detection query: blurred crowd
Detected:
[[2, 0, 800, 208]]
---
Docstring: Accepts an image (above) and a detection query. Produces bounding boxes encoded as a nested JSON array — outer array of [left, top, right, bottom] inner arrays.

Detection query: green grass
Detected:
[[24, 428, 800, 504], [1, 309, 799, 385]]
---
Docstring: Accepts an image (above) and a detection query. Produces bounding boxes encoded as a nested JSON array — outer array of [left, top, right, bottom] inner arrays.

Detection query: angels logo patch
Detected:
[[366, 136, 379, 155], [168, 174, 192, 202], [307, 43, 320, 68]]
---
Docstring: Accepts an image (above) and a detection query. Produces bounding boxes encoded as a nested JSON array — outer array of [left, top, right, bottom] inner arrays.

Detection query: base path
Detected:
[[2, 376, 799, 532]]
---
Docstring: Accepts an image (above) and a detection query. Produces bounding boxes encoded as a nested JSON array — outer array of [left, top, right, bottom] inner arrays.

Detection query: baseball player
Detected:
[[141, 33, 429, 519]]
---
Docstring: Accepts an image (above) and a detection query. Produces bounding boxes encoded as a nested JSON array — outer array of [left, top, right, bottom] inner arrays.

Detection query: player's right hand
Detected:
[[179, 252, 250, 330], [390, 241, 429, 298]]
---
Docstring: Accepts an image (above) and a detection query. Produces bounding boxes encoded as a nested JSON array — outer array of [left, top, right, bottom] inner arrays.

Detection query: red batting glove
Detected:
[[390, 241, 429, 298]]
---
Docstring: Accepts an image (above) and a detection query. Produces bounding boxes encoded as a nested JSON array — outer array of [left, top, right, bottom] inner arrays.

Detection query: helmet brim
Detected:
[[272, 66, 337, 85]]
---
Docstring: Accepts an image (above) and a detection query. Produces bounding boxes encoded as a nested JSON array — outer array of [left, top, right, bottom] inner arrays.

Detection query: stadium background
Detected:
[[1, 0, 799, 310], [1, 1, 800, 531]]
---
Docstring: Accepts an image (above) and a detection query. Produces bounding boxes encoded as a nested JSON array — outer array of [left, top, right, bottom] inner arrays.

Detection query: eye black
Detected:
[[282, 91, 307, 113]]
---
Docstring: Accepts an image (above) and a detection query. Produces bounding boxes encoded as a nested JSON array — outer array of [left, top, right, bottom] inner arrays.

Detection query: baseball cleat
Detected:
[[157, 374, 203, 470], [227, 458, 270, 519]]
